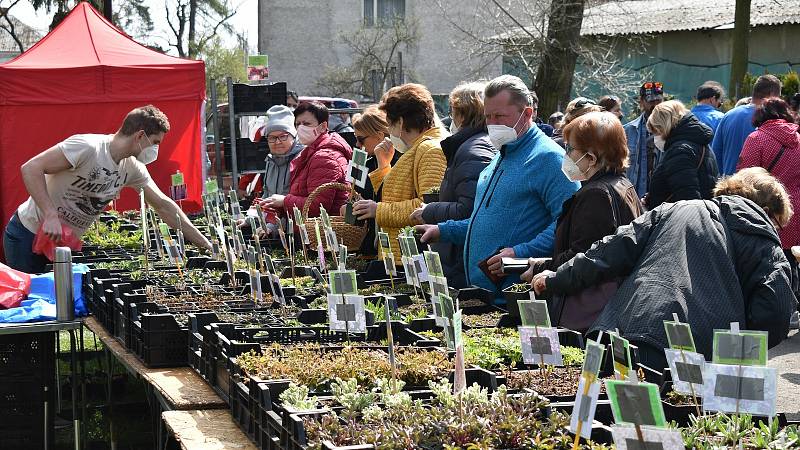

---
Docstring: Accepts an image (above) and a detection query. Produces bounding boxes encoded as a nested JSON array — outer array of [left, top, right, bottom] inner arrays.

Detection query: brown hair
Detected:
[[752, 97, 795, 127], [119, 105, 170, 136], [379, 83, 435, 133], [646, 100, 689, 136], [449, 81, 487, 130], [563, 111, 629, 173], [294, 101, 329, 124], [752, 75, 782, 100], [352, 105, 389, 137], [714, 167, 793, 227], [597, 95, 621, 112], [697, 81, 725, 101]]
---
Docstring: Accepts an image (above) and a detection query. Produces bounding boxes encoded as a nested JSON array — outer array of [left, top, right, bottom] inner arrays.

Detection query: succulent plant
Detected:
[[279, 383, 318, 411]]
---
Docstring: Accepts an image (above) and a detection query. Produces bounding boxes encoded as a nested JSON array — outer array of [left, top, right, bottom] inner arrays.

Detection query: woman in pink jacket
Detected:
[[737, 97, 800, 293], [262, 101, 352, 217]]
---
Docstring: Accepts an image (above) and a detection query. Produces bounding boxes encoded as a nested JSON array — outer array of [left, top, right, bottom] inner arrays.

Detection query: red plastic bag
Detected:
[[32, 222, 83, 262], [0, 262, 31, 309]]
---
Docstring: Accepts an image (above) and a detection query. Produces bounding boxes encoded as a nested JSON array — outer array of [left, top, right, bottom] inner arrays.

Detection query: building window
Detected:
[[363, 0, 405, 27]]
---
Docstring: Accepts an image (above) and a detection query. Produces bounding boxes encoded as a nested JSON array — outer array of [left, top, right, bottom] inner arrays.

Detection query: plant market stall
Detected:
[[64, 189, 800, 450]]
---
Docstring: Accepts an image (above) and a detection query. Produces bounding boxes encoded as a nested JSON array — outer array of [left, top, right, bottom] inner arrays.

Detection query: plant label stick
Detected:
[[338, 244, 348, 271], [313, 219, 326, 272], [605, 380, 667, 428], [229, 190, 242, 219], [519, 300, 551, 328], [140, 191, 150, 275], [610, 333, 633, 381], [216, 225, 236, 287], [452, 311, 465, 393], [149, 210, 165, 260], [519, 326, 562, 366], [440, 294, 456, 349], [384, 253, 396, 290], [712, 328, 768, 367], [664, 315, 702, 415], [454, 343, 466, 395], [278, 224, 289, 255], [571, 375, 602, 444], [702, 364, 776, 417], [384, 296, 397, 385], [610, 425, 683, 450], [572, 339, 605, 444], [253, 232, 265, 273]]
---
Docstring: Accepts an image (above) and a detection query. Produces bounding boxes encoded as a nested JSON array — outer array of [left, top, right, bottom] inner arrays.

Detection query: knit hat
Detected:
[[265, 105, 297, 136]]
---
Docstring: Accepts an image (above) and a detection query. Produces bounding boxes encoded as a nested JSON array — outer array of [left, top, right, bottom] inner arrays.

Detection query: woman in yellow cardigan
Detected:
[[353, 83, 447, 263]]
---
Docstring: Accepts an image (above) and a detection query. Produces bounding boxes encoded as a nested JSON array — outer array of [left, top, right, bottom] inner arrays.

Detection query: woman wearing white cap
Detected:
[[244, 105, 304, 235], [261, 105, 304, 198]]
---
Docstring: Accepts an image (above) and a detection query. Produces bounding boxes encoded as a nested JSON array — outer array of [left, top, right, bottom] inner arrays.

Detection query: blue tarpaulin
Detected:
[[0, 264, 89, 323]]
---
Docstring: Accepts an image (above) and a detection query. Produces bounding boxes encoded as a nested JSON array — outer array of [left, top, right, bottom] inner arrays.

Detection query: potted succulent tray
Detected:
[[422, 187, 440, 204]]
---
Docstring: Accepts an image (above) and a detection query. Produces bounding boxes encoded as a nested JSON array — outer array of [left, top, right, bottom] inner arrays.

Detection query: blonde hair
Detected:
[[563, 97, 603, 126], [449, 81, 487, 129], [352, 105, 389, 137], [647, 100, 689, 136], [714, 167, 793, 227]]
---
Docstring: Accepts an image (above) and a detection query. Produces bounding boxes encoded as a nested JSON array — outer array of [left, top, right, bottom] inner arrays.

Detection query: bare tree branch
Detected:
[[432, 0, 649, 114], [0, 0, 26, 53], [315, 16, 419, 99]]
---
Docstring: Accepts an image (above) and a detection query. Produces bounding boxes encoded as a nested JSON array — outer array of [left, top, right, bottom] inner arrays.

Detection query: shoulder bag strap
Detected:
[[767, 146, 786, 173]]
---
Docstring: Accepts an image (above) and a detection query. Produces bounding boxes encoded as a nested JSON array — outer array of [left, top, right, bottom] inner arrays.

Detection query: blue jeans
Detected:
[[3, 213, 49, 274]]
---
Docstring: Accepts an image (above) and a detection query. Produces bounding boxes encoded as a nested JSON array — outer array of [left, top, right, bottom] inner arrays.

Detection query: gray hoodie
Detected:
[[262, 140, 303, 198]]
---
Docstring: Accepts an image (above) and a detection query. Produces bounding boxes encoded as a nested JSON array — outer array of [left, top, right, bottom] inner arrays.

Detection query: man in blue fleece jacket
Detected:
[[417, 75, 579, 299]]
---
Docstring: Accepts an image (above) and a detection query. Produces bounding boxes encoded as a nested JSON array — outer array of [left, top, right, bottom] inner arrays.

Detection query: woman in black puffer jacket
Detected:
[[409, 82, 496, 288], [644, 100, 719, 210]]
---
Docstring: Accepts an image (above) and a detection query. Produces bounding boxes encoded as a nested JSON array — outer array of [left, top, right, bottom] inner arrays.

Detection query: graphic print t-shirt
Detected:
[[17, 134, 151, 236]]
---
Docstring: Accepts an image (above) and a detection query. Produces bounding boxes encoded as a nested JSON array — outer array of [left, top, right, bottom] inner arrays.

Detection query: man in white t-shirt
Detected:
[[3, 105, 212, 273]]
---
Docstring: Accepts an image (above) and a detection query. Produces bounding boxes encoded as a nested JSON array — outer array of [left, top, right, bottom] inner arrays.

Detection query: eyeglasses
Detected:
[[267, 134, 292, 144], [565, 143, 579, 155]]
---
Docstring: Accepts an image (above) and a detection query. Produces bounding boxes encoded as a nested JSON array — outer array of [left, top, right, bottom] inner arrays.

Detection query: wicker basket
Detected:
[[303, 182, 368, 249]]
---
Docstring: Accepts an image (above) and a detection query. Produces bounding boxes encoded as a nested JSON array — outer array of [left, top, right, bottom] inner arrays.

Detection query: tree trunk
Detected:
[[188, 0, 198, 58], [728, 0, 751, 99], [533, 0, 586, 119], [103, 0, 113, 23]]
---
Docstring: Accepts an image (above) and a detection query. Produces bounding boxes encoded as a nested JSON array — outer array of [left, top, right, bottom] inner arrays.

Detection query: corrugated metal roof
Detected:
[[0, 15, 44, 53], [582, 0, 800, 36]]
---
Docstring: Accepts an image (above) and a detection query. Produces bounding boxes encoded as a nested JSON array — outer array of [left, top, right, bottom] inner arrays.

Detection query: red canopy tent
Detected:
[[0, 2, 205, 234]]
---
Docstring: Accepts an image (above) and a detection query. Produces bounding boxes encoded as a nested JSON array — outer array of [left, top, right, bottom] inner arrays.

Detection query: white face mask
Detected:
[[389, 134, 408, 153], [449, 119, 460, 135], [487, 110, 525, 149], [137, 133, 159, 165], [389, 121, 408, 153], [654, 135, 666, 152], [297, 124, 320, 145], [561, 152, 592, 182]]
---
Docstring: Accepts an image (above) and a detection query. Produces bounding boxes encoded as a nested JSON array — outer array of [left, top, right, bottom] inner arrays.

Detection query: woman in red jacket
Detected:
[[737, 97, 800, 294], [262, 101, 353, 217]]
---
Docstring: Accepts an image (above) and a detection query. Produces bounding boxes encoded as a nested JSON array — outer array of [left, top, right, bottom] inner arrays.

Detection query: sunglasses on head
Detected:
[[574, 98, 597, 109], [642, 82, 663, 90]]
